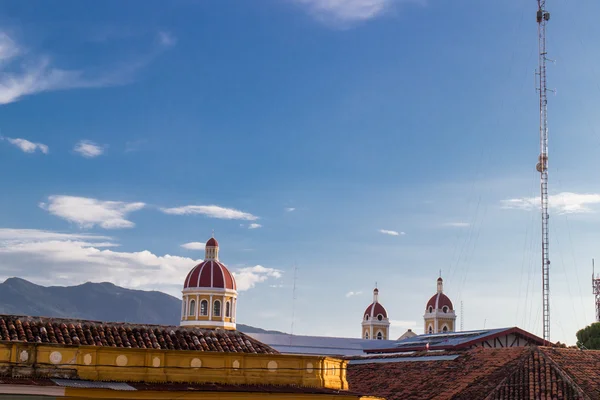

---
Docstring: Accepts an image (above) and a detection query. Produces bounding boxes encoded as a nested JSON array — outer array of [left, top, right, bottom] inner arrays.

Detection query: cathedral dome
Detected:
[[425, 276, 454, 312], [181, 236, 238, 330], [183, 237, 236, 290], [183, 260, 236, 290], [426, 293, 453, 312], [364, 302, 388, 320]]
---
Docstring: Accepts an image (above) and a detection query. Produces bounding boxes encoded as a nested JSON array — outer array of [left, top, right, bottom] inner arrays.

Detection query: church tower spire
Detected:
[[424, 275, 456, 334], [361, 287, 390, 340]]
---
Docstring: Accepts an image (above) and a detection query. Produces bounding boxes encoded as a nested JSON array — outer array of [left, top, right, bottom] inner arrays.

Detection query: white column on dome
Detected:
[[209, 294, 213, 320], [196, 294, 199, 319], [181, 296, 185, 319]]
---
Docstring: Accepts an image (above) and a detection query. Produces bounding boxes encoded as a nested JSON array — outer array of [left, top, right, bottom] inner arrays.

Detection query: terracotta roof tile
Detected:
[[348, 347, 600, 400], [0, 315, 277, 354]]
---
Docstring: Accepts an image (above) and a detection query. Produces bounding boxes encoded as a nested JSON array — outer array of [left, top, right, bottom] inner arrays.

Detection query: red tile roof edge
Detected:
[[0, 314, 278, 354]]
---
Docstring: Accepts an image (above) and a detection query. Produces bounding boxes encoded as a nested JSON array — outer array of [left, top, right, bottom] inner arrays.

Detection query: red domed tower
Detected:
[[423, 276, 456, 334], [180, 236, 237, 330], [361, 288, 390, 340]]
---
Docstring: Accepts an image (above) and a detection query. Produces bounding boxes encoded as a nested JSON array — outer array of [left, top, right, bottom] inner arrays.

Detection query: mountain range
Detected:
[[0, 277, 281, 334]]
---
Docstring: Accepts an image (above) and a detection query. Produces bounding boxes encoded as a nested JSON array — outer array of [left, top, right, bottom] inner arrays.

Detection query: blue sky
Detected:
[[0, 0, 600, 345]]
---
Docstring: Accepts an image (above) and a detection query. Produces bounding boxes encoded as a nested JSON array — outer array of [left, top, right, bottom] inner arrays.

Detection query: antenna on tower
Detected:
[[535, 0, 551, 344], [289, 264, 298, 345], [460, 301, 464, 331], [593, 259, 600, 322]]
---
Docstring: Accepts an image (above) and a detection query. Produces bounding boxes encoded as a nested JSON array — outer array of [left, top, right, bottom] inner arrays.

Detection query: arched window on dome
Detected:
[[376, 331, 383, 340], [442, 325, 448, 332], [214, 300, 221, 317], [200, 300, 208, 316], [189, 300, 196, 316], [377, 314, 383, 321], [428, 306, 433, 313], [225, 301, 231, 318], [428, 326, 433, 334], [442, 306, 449, 313], [364, 315, 369, 321], [364, 332, 369, 339]]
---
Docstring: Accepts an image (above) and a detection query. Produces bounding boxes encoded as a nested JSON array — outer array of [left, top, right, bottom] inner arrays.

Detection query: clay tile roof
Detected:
[[347, 347, 600, 400], [0, 315, 277, 354]]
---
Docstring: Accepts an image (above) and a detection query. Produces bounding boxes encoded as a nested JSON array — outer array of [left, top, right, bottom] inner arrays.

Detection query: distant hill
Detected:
[[0, 277, 282, 334]]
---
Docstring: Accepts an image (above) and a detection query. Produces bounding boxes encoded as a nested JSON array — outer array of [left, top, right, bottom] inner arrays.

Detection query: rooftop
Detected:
[[347, 346, 600, 399], [246, 332, 398, 356], [0, 314, 276, 354], [365, 327, 547, 353]]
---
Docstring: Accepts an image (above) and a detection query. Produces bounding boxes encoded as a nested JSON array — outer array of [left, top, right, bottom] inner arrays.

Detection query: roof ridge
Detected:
[[481, 347, 588, 400], [536, 347, 590, 400]]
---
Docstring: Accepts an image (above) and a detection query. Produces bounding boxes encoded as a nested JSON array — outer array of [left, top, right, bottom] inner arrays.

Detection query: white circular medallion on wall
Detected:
[[306, 362, 313, 373], [267, 360, 278, 372], [83, 354, 92, 365], [190, 358, 202, 368], [116, 355, 128, 367], [152, 357, 161, 368], [232, 360, 240, 370], [49, 351, 62, 365], [19, 350, 28, 363]]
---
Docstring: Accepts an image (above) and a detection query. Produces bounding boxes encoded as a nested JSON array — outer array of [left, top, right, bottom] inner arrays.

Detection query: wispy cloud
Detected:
[[161, 205, 259, 221], [180, 242, 205, 250], [74, 140, 104, 158], [294, 0, 422, 26], [248, 223, 262, 229], [40, 195, 145, 229], [501, 192, 600, 214], [390, 319, 417, 328], [442, 222, 470, 228], [1, 136, 48, 154], [346, 290, 363, 298], [379, 229, 405, 236], [157, 31, 177, 47], [232, 265, 283, 291], [0, 30, 175, 105], [285, 207, 296, 212]]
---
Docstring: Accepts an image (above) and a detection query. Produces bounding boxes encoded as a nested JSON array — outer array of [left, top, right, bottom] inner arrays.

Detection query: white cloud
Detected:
[[346, 290, 363, 298], [442, 222, 470, 228], [161, 205, 259, 221], [285, 207, 296, 212], [180, 242, 205, 250], [0, 228, 110, 242], [1, 137, 48, 154], [248, 223, 262, 229], [232, 265, 283, 291], [294, 0, 422, 25], [501, 192, 600, 214], [74, 140, 104, 158], [0, 31, 174, 105], [379, 229, 405, 236], [40, 195, 145, 229], [0, 228, 275, 297]]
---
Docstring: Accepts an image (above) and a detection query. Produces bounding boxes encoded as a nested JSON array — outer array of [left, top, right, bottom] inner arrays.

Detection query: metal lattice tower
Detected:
[[593, 260, 600, 322], [535, 0, 551, 343]]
